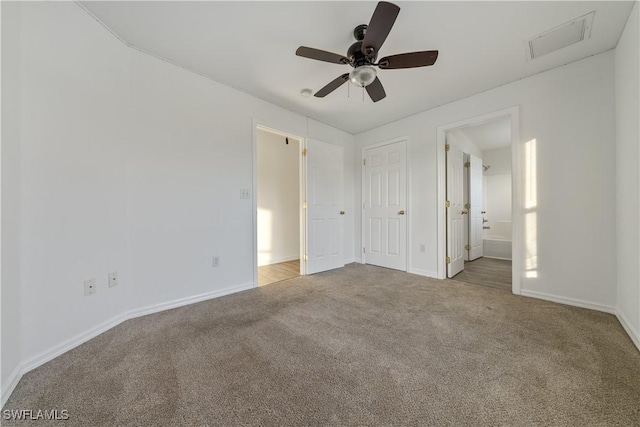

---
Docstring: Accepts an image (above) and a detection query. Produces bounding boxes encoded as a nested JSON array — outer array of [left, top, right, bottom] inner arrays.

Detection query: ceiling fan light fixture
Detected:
[[349, 65, 377, 87]]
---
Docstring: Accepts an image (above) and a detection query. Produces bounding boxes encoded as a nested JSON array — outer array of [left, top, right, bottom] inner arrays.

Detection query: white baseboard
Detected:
[[129, 282, 253, 319], [408, 268, 439, 279], [616, 310, 640, 353], [343, 258, 356, 265], [1, 365, 24, 408], [482, 256, 512, 261], [520, 289, 616, 314], [2, 282, 254, 407]]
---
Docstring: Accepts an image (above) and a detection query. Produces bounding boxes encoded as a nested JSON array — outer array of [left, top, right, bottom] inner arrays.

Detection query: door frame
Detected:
[[360, 136, 411, 272], [252, 121, 307, 287], [436, 106, 522, 294]]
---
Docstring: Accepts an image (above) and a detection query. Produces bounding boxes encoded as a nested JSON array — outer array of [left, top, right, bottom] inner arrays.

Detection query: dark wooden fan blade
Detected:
[[315, 74, 350, 98], [378, 50, 439, 69], [362, 2, 400, 57], [366, 77, 386, 102], [296, 46, 349, 65]]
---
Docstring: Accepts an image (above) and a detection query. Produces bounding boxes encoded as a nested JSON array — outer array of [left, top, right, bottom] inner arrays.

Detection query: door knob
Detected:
[[398, 210, 405, 215], [339, 211, 345, 215], [481, 210, 486, 214]]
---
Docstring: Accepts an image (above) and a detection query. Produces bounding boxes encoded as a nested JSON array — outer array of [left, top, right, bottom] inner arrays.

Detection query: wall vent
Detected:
[[525, 12, 594, 60]]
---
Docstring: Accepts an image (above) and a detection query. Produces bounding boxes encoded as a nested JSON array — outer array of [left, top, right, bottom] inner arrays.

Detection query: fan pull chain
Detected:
[[348, 82, 350, 98], [362, 86, 365, 102]]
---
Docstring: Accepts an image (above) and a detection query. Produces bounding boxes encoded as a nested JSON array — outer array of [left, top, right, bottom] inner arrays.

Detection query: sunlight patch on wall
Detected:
[[524, 139, 538, 278], [257, 207, 273, 267]]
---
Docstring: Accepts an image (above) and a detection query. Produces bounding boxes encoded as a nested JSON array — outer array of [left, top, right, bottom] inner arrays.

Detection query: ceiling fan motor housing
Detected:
[[348, 26, 377, 67]]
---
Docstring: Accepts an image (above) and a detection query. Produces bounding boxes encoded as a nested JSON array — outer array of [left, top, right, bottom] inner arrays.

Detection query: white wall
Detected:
[[482, 147, 511, 175], [15, 0, 133, 374], [356, 51, 617, 311], [482, 147, 512, 241], [615, 2, 640, 350], [445, 130, 482, 158], [1, 1, 23, 400], [256, 129, 300, 266], [1, 1, 355, 402]]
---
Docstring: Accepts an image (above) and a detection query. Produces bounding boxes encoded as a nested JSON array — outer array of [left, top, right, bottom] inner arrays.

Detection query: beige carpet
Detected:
[[3, 264, 640, 426]]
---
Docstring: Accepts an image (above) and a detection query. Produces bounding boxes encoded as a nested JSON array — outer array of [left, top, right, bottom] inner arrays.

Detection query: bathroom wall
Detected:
[[482, 147, 512, 241]]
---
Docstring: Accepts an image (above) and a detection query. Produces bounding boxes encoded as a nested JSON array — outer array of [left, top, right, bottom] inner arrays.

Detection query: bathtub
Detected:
[[483, 220, 511, 259], [483, 237, 512, 260]]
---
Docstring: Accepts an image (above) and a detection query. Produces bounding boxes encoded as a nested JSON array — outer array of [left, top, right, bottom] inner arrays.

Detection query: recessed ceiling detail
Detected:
[[526, 12, 595, 60]]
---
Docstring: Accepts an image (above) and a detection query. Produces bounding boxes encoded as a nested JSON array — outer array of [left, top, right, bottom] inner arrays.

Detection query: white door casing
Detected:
[[363, 140, 407, 271], [306, 139, 344, 274], [447, 144, 464, 277], [468, 153, 484, 260]]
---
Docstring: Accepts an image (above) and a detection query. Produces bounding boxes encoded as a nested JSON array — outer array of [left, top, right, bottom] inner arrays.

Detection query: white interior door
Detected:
[[447, 144, 464, 277], [306, 139, 344, 274], [468, 154, 483, 261], [363, 140, 407, 271]]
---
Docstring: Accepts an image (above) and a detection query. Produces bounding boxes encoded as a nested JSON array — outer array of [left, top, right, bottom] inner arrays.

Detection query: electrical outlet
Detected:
[[84, 278, 96, 296], [108, 271, 118, 288], [212, 256, 220, 268], [240, 189, 251, 199]]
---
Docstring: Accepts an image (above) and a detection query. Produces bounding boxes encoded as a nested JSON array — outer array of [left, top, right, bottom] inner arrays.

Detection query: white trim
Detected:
[[408, 268, 439, 279], [343, 257, 356, 265], [1, 365, 23, 408], [436, 106, 521, 296], [4, 282, 253, 406], [127, 282, 253, 320], [482, 256, 512, 261], [616, 311, 640, 353], [520, 289, 616, 314], [360, 136, 410, 272]]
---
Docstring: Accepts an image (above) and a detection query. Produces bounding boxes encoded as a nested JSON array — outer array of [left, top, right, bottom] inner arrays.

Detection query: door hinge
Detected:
[[464, 161, 470, 168], [464, 203, 471, 209], [303, 201, 307, 209], [363, 247, 366, 254], [445, 200, 450, 208], [302, 148, 307, 156], [303, 255, 308, 262], [446, 256, 451, 264], [465, 244, 471, 250], [363, 158, 366, 166], [445, 144, 450, 152]]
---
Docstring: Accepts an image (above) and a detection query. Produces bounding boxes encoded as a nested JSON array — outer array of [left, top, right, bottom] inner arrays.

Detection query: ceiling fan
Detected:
[[295, 1, 438, 103]]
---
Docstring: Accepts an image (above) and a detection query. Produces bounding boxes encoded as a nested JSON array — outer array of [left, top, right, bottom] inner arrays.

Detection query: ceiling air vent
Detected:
[[525, 12, 594, 60]]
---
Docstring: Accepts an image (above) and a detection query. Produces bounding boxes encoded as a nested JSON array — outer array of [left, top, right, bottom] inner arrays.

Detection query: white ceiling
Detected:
[[80, 1, 634, 134], [459, 116, 511, 151]]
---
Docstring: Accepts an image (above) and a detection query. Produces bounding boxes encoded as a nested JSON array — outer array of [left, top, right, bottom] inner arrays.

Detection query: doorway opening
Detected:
[[255, 127, 304, 286], [437, 107, 521, 293]]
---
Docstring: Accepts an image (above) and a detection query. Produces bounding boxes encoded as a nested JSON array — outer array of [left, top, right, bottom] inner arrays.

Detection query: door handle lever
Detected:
[[339, 211, 345, 215], [398, 210, 405, 215]]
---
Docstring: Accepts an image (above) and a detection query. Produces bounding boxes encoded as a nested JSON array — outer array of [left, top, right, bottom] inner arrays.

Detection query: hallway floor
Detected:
[[258, 259, 300, 286], [451, 257, 512, 291]]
